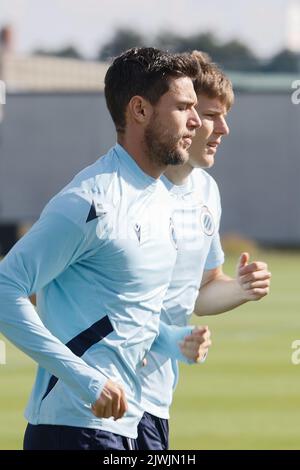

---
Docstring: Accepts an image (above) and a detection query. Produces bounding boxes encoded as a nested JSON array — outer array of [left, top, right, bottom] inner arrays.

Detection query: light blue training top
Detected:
[[140, 168, 225, 419], [0, 144, 192, 438]]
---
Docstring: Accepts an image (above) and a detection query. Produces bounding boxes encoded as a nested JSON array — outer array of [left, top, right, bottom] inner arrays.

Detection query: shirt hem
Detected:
[[140, 401, 170, 420], [24, 412, 139, 439]]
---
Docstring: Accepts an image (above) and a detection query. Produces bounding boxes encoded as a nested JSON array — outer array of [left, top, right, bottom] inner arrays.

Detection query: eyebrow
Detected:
[[202, 108, 227, 116], [176, 98, 198, 106]]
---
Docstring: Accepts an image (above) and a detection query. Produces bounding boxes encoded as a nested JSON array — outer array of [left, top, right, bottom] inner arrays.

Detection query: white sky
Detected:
[[0, 0, 297, 59]]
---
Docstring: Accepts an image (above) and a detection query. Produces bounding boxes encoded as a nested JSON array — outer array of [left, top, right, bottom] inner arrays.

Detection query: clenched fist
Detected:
[[179, 325, 211, 363], [92, 379, 128, 420]]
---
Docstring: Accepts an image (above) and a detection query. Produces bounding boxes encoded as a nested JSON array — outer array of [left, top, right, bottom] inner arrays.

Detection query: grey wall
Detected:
[[0, 92, 116, 222], [208, 93, 300, 245], [0, 91, 299, 245]]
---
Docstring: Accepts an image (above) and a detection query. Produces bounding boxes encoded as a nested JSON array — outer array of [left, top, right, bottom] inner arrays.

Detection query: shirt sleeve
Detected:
[[0, 211, 107, 405], [204, 232, 225, 271], [204, 177, 224, 271], [151, 321, 195, 364]]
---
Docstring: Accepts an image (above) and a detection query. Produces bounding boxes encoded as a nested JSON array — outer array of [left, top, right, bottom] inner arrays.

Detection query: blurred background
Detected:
[[0, 0, 299, 450]]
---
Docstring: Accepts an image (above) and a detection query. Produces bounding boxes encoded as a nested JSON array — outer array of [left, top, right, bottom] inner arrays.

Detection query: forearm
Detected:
[[0, 277, 107, 404], [194, 275, 247, 316]]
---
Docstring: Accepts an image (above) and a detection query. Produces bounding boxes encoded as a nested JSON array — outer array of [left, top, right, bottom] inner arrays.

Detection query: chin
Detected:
[[179, 155, 190, 166], [200, 151, 215, 168], [178, 147, 190, 163], [189, 156, 214, 169], [202, 158, 215, 168]]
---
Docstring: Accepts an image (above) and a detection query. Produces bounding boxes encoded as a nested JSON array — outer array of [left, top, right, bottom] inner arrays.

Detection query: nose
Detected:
[[217, 117, 230, 136], [188, 106, 202, 130]]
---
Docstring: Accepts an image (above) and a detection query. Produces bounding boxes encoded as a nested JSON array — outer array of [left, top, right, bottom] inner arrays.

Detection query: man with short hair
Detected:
[[0, 47, 207, 450], [137, 52, 271, 450]]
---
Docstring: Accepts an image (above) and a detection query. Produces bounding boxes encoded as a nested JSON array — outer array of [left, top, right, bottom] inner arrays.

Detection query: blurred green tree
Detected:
[[263, 49, 300, 73], [34, 46, 82, 60], [98, 29, 147, 61], [155, 32, 259, 71]]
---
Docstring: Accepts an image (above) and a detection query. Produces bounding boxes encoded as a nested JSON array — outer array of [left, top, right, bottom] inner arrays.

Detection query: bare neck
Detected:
[[117, 131, 166, 179], [164, 162, 194, 186]]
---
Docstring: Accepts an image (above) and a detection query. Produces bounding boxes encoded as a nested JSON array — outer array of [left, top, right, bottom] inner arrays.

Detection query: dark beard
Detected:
[[144, 118, 186, 167]]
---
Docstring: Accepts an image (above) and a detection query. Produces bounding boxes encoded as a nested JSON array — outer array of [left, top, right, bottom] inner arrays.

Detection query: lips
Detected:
[[207, 141, 220, 148], [182, 137, 192, 146], [182, 133, 195, 146]]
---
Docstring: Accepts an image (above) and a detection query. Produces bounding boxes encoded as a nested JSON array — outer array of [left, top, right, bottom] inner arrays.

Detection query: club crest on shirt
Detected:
[[200, 206, 215, 236], [169, 217, 178, 250]]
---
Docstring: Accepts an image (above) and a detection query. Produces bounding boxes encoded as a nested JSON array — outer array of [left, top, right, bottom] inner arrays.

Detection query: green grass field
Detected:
[[1, 251, 299, 449]]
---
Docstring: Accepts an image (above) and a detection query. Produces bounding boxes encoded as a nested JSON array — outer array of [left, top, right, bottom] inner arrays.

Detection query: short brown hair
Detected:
[[192, 50, 234, 110], [105, 47, 200, 133]]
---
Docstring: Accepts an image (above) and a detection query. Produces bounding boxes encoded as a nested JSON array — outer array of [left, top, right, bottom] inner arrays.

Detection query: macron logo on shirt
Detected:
[[86, 200, 108, 223]]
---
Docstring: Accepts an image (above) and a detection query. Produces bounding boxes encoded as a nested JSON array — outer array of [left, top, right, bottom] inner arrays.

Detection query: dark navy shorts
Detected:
[[136, 412, 169, 450], [23, 423, 136, 450]]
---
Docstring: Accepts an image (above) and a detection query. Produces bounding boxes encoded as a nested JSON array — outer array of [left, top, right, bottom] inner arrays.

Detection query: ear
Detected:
[[127, 96, 152, 125]]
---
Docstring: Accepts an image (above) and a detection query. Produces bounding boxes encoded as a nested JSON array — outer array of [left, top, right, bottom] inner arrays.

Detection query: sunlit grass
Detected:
[[0, 251, 299, 449], [170, 251, 300, 449]]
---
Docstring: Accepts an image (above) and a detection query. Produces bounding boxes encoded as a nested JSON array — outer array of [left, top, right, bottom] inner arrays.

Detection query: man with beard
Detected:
[[0, 47, 209, 450], [137, 52, 271, 450]]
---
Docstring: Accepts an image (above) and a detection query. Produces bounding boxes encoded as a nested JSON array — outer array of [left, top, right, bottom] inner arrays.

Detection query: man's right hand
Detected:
[[91, 379, 128, 420]]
